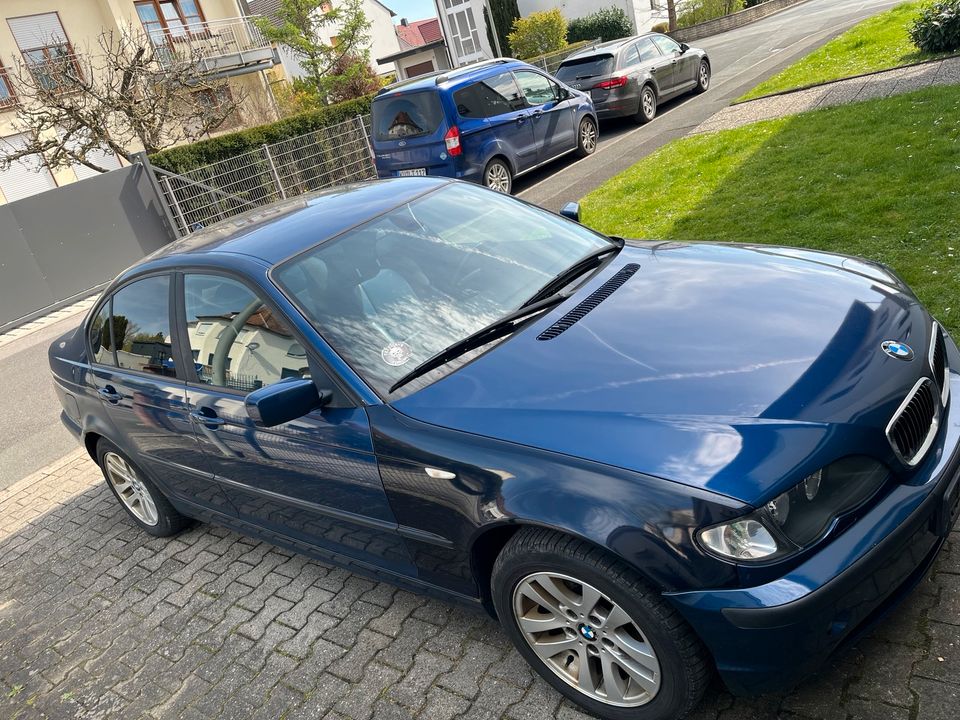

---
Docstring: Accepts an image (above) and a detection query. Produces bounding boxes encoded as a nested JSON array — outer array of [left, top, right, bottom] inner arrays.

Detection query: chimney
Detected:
[[401, 17, 408, 26]]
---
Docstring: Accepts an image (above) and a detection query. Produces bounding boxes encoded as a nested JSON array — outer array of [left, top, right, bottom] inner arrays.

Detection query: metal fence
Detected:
[[153, 113, 376, 236]]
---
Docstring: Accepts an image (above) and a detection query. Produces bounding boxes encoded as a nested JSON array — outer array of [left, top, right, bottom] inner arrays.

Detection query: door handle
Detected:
[[190, 409, 226, 428], [97, 385, 121, 404], [516, 114, 527, 125], [532, 109, 544, 119]]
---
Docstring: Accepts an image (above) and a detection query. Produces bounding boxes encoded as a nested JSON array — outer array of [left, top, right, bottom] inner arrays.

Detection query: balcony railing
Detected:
[[146, 16, 278, 77]]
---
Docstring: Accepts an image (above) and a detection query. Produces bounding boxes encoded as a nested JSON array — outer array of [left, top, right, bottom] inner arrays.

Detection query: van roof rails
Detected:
[[435, 58, 514, 84]]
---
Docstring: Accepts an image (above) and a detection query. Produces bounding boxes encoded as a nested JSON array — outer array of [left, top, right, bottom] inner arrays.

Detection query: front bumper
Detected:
[[668, 371, 960, 695]]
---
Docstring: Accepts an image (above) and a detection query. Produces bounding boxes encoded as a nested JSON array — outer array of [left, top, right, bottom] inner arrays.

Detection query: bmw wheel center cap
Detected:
[[882, 340, 914, 361], [578, 624, 597, 641]]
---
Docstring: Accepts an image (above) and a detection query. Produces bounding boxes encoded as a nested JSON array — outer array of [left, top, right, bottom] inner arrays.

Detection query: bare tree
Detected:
[[0, 27, 243, 174]]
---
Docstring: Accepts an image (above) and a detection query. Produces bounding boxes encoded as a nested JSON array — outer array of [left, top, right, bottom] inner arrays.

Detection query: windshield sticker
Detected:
[[381, 341, 412, 367]]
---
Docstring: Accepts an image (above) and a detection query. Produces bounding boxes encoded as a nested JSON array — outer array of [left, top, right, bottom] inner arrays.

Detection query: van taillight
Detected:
[[444, 126, 462, 156], [594, 76, 628, 90]]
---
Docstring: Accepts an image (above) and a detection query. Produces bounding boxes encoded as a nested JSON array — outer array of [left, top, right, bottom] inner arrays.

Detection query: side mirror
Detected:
[[679, 43, 690, 54], [559, 201, 581, 223], [245, 378, 331, 427], [559, 86, 571, 100]]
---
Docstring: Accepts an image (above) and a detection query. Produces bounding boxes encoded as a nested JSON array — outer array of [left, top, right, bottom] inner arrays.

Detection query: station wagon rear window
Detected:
[[555, 55, 614, 84], [372, 91, 443, 141]]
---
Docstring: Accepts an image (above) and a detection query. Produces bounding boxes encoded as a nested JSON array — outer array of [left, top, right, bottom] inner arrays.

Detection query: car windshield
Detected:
[[556, 55, 614, 82], [273, 183, 612, 395], [372, 91, 443, 141]]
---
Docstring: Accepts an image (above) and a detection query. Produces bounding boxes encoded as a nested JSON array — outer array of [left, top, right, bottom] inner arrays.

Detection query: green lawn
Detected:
[[739, 2, 942, 101], [582, 86, 960, 333]]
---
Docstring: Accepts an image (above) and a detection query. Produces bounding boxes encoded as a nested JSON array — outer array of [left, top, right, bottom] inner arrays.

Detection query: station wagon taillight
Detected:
[[444, 126, 462, 156], [594, 76, 628, 90]]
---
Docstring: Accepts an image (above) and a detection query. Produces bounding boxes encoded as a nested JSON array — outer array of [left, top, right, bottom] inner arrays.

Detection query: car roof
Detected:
[[562, 34, 658, 62], [375, 58, 531, 96], [134, 177, 451, 271]]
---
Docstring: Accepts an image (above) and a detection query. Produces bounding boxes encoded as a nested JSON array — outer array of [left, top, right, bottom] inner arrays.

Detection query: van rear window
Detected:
[[555, 55, 614, 83], [372, 92, 443, 141]]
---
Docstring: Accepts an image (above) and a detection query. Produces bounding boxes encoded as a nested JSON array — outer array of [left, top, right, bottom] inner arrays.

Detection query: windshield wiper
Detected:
[[389, 293, 570, 394], [522, 239, 624, 309]]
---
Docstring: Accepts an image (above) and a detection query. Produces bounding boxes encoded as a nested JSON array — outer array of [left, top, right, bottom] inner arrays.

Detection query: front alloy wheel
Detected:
[[513, 572, 661, 706], [696, 60, 710, 93], [493, 529, 710, 720]]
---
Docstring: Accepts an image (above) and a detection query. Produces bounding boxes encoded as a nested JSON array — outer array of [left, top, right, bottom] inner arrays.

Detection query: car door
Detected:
[[513, 70, 576, 162], [460, 72, 538, 172], [650, 35, 687, 95], [178, 271, 414, 573], [88, 274, 234, 513]]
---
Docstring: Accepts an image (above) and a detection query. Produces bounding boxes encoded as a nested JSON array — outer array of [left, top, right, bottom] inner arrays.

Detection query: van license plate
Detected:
[[399, 168, 427, 177]]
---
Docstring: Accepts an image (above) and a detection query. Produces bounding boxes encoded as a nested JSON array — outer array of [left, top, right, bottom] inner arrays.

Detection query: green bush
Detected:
[[508, 9, 568, 59], [678, 0, 746, 28], [909, 0, 960, 53], [150, 94, 373, 173], [567, 7, 633, 43]]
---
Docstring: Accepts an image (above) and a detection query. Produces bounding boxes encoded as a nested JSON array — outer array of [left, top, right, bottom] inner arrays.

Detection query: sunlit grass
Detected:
[[582, 86, 960, 332], [740, 2, 946, 101]]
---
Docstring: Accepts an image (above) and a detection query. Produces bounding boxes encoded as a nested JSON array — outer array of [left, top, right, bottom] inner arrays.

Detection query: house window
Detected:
[[0, 64, 15, 108], [7, 13, 81, 91], [135, 0, 206, 41]]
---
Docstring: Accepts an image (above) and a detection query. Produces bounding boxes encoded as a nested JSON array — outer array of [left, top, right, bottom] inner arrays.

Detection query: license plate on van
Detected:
[[398, 168, 427, 177]]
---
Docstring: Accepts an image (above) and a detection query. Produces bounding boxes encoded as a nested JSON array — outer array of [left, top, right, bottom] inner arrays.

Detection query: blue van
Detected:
[[371, 59, 598, 194]]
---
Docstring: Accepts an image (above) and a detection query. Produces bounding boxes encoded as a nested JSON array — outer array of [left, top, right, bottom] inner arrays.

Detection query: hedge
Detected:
[[150, 94, 374, 173]]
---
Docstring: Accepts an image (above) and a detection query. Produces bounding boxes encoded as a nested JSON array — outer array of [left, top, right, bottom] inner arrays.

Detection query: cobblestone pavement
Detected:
[[1, 449, 958, 720], [694, 56, 960, 134]]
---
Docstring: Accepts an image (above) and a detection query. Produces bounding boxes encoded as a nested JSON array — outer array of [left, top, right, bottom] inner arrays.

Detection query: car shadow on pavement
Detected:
[[0, 455, 953, 720]]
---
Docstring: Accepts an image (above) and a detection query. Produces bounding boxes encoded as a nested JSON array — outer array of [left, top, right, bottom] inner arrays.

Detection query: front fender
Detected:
[[369, 406, 746, 600]]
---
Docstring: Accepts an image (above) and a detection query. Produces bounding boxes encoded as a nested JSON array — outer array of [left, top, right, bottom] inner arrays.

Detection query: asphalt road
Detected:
[[0, 0, 906, 489], [515, 0, 905, 209]]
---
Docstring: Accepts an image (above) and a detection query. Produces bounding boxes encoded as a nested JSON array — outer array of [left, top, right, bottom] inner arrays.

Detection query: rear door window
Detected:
[[555, 55, 614, 84], [109, 275, 177, 377], [513, 71, 558, 107], [372, 91, 443, 141], [636, 38, 661, 62], [453, 73, 526, 118], [620, 45, 640, 68]]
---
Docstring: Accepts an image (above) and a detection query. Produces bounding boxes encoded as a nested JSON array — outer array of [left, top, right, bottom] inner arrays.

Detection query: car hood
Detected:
[[392, 243, 934, 503]]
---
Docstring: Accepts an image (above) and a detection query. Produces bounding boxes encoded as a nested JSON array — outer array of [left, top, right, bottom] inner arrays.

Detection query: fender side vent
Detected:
[[537, 263, 640, 341]]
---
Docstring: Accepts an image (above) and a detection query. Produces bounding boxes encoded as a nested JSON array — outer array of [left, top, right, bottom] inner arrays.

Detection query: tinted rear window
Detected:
[[555, 55, 614, 83], [453, 73, 526, 118], [372, 91, 443, 141]]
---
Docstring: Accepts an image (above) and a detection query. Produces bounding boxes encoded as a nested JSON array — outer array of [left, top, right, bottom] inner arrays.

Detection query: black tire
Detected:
[[492, 528, 710, 720], [635, 85, 658, 124], [482, 158, 512, 194], [575, 117, 598, 158], [695, 60, 710, 94], [96, 439, 192, 537]]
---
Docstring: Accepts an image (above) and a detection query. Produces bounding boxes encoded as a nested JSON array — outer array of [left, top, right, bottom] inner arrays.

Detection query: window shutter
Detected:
[[0, 134, 57, 203], [8, 13, 68, 51], [71, 149, 122, 180]]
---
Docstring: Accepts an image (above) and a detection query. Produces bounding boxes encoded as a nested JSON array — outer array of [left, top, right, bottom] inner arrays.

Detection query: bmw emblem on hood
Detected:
[[882, 340, 914, 361]]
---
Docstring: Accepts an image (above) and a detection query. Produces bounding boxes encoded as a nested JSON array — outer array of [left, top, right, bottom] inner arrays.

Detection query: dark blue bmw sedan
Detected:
[[49, 178, 960, 720]]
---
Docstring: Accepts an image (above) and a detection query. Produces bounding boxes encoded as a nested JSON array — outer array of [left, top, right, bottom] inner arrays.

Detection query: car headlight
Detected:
[[697, 457, 889, 562]]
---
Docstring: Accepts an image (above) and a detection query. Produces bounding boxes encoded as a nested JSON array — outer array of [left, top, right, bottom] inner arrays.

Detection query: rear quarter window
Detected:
[[555, 55, 614, 84], [372, 91, 443, 141]]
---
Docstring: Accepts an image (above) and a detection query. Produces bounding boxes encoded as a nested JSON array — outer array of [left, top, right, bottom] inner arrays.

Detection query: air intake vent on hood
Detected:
[[537, 263, 639, 341]]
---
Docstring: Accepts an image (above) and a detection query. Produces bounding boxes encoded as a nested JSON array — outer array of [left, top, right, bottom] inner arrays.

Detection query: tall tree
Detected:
[[0, 27, 241, 173], [254, 0, 373, 98], [667, 0, 678, 32], [487, 0, 521, 56]]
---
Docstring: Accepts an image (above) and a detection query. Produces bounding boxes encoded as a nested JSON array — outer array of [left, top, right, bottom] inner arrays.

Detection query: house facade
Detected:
[[517, 0, 669, 34], [0, 0, 281, 204], [377, 17, 450, 81], [432, 0, 497, 67]]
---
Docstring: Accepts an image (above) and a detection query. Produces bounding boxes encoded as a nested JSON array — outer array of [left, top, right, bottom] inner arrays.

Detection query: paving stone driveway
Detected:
[[1, 449, 958, 720]]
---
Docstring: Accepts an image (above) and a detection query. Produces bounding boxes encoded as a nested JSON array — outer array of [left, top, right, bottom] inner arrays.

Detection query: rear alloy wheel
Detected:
[[576, 117, 598, 158], [96, 440, 191, 537], [493, 529, 710, 720], [483, 158, 512, 194], [695, 60, 710, 94], [636, 86, 657, 124]]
